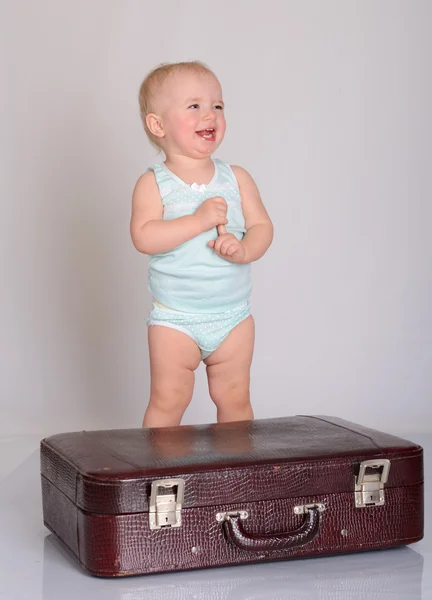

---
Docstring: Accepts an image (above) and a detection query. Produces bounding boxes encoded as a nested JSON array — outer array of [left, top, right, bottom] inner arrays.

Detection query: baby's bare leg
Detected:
[[142, 326, 201, 428], [204, 315, 255, 423]]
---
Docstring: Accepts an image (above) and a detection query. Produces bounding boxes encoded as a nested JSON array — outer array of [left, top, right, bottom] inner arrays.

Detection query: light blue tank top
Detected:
[[147, 157, 252, 313]]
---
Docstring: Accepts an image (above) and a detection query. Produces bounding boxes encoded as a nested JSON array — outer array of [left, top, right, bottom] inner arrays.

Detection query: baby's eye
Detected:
[[215, 105, 224, 110], [188, 104, 199, 109]]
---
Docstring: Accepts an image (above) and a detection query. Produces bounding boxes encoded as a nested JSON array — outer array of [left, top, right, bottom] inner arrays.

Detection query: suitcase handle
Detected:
[[218, 504, 323, 552]]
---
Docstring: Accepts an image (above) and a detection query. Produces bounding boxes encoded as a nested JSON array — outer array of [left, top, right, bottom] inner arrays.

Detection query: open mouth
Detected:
[[196, 128, 216, 141]]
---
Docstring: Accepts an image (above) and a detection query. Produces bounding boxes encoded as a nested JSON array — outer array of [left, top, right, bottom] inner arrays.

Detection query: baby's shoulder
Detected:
[[132, 169, 161, 205], [226, 164, 255, 187], [214, 159, 247, 181], [229, 164, 247, 176], [134, 169, 157, 190], [134, 162, 170, 191]]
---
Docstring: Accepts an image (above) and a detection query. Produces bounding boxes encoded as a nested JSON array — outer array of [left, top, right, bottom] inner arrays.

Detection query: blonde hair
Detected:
[[138, 61, 216, 152]]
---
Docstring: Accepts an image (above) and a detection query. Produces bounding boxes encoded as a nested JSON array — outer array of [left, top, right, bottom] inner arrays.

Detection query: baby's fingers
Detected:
[[225, 242, 240, 256], [220, 239, 239, 255], [214, 234, 230, 253]]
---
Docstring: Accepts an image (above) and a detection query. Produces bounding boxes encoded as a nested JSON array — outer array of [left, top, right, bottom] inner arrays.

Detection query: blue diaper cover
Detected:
[[147, 301, 251, 360]]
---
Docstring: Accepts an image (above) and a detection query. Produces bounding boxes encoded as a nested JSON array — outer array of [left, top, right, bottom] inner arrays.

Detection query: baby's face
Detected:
[[158, 71, 226, 158]]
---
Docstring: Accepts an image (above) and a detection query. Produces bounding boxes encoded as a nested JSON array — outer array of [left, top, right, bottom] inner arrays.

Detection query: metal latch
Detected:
[[355, 459, 390, 508], [149, 478, 185, 530]]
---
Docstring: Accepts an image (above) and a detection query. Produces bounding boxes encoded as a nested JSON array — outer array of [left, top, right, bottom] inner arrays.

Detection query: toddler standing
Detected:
[[130, 61, 273, 428]]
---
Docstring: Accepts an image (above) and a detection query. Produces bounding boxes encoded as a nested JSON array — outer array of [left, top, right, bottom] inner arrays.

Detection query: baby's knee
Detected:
[[151, 376, 194, 413], [209, 377, 250, 409]]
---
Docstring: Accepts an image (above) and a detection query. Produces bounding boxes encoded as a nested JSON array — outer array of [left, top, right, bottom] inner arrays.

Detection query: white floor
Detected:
[[0, 432, 430, 600]]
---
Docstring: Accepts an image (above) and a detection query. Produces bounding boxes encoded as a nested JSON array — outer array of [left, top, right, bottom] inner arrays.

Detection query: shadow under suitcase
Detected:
[[42, 534, 423, 600]]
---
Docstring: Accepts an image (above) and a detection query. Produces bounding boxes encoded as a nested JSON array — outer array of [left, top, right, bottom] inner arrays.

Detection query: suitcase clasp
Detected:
[[149, 478, 185, 530], [354, 459, 391, 508]]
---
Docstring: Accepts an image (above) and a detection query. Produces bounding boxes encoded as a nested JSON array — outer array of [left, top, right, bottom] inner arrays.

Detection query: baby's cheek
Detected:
[[182, 115, 199, 133]]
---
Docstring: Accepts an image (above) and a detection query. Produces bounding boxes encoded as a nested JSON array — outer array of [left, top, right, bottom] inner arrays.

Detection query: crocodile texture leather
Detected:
[[40, 415, 424, 577]]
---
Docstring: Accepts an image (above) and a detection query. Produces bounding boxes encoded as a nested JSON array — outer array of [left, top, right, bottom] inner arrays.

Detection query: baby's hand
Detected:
[[194, 196, 228, 232], [208, 225, 246, 263]]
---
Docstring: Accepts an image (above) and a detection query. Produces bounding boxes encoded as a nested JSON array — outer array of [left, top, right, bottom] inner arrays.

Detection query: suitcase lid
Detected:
[[40, 415, 423, 516]]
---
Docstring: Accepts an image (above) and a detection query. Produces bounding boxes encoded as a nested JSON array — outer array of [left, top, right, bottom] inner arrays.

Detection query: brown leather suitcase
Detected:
[[40, 415, 424, 577]]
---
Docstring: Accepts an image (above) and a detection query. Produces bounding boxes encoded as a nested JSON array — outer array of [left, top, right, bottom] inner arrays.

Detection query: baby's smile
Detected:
[[196, 128, 216, 141]]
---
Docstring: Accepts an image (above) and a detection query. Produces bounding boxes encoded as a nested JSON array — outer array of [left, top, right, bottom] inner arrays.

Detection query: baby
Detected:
[[131, 61, 273, 428]]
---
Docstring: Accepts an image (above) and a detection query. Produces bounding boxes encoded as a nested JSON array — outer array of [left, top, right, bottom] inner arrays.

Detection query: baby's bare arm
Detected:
[[231, 166, 273, 263], [130, 172, 202, 254], [130, 172, 228, 255]]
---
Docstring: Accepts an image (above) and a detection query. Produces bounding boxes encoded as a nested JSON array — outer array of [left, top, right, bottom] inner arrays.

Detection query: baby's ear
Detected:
[[146, 113, 165, 138]]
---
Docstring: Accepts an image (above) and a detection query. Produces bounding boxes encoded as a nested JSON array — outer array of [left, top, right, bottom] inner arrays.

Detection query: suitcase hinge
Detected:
[[149, 478, 185, 530], [354, 459, 391, 508]]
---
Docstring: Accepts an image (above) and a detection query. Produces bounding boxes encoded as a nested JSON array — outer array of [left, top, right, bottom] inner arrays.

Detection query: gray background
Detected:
[[1, 0, 431, 438]]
